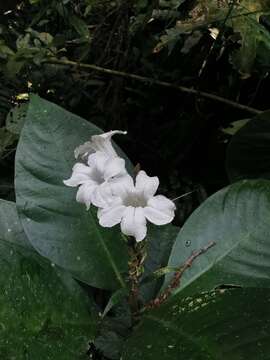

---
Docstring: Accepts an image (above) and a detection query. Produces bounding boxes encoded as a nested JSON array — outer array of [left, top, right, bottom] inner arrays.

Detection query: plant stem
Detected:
[[127, 240, 147, 316], [46, 59, 262, 115], [144, 241, 216, 310]]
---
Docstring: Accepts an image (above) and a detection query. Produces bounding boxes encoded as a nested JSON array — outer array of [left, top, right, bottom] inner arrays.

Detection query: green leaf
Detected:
[[69, 15, 90, 40], [164, 179, 270, 296], [140, 224, 179, 303], [102, 288, 129, 318], [95, 300, 132, 359], [122, 288, 270, 359], [0, 39, 15, 59], [0, 200, 96, 359], [229, 1, 270, 77], [15, 95, 128, 290], [6, 102, 28, 135], [222, 118, 250, 135], [0, 199, 33, 250], [158, 1, 270, 75], [226, 110, 270, 182]]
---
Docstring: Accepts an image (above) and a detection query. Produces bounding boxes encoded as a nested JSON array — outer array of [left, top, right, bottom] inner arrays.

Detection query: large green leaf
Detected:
[[0, 199, 96, 359], [15, 95, 128, 290], [164, 179, 270, 296], [226, 110, 270, 182], [122, 288, 270, 359]]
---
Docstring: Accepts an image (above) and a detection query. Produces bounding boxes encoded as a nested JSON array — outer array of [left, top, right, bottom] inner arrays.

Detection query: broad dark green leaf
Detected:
[[226, 110, 270, 182], [165, 180, 270, 296], [122, 288, 270, 360], [0, 199, 96, 359], [0, 198, 32, 250], [15, 95, 128, 290]]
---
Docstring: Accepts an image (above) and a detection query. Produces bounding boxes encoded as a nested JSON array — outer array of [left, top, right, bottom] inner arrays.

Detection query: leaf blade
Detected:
[[0, 199, 96, 359], [123, 288, 270, 360], [165, 179, 270, 296], [15, 95, 128, 290]]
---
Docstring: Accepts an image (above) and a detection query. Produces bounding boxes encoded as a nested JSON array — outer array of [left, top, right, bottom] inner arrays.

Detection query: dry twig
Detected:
[[145, 240, 216, 310], [46, 59, 262, 115]]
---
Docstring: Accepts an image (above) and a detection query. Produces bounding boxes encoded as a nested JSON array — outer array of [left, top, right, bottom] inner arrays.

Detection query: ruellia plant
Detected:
[[1, 95, 270, 359]]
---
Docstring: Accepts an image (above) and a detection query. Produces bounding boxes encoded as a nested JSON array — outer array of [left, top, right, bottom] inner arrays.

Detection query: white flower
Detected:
[[63, 151, 128, 209], [74, 130, 127, 160], [97, 170, 176, 242]]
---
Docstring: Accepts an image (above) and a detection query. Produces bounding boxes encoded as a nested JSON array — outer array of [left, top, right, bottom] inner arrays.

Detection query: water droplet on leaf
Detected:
[[185, 240, 191, 247]]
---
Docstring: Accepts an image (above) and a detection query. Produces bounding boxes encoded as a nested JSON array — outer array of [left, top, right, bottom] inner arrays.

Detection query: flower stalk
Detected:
[[128, 239, 147, 315], [145, 240, 216, 310]]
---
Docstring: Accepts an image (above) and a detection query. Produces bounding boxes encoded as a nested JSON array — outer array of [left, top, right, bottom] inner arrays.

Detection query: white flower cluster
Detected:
[[64, 131, 176, 242]]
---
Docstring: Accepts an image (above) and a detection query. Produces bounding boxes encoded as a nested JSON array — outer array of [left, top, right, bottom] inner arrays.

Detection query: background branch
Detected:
[[46, 59, 262, 115]]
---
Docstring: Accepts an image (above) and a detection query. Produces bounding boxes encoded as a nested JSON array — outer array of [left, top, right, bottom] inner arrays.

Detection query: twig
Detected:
[[45, 59, 262, 115], [145, 241, 216, 310]]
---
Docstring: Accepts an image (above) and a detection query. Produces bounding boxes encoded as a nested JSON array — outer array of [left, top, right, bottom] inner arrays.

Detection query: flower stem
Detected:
[[144, 241, 216, 310], [127, 239, 147, 317]]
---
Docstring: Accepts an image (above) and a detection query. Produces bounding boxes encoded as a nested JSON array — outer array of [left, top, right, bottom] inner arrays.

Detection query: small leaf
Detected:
[[102, 288, 129, 318], [70, 15, 90, 40], [222, 118, 250, 135], [140, 266, 179, 286]]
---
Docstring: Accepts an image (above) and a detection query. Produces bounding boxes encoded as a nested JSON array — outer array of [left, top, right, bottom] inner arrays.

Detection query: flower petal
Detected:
[[91, 130, 127, 157], [98, 204, 125, 227], [74, 130, 127, 159], [63, 163, 94, 187], [87, 151, 108, 174], [148, 195, 176, 212], [111, 174, 134, 198], [91, 182, 114, 208], [144, 195, 176, 225], [135, 170, 159, 199], [74, 141, 95, 160], [76, 182, 97, 210], [120, 206, 147, 242], [104, 157, 127, 180]]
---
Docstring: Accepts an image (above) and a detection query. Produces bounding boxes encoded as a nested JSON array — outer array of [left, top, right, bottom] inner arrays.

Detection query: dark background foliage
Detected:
[[1, 0, 270, 225]]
